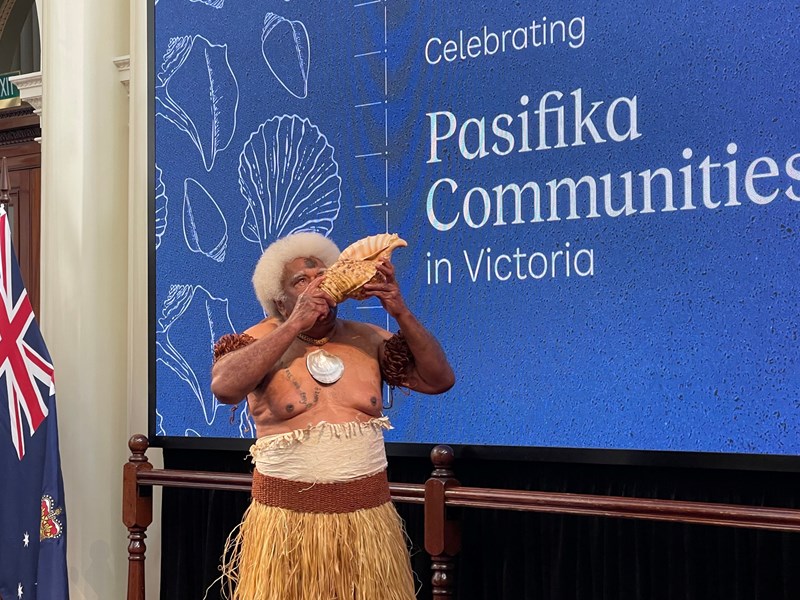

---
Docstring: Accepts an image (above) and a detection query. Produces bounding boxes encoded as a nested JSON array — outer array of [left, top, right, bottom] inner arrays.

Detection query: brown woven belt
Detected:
[[251, 468, 391, 514]]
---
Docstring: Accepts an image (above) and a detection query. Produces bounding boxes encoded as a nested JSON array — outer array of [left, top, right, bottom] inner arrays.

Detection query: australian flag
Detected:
[[0, 206, 69, 599]]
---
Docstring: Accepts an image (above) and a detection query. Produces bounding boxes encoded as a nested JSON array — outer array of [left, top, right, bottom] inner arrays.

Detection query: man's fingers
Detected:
[[363, 281, 394, 292], [305, 275, 325, 292], [376, 261, 395, 279]]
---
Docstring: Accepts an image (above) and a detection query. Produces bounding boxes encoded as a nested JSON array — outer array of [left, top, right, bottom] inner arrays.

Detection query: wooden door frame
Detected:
[[0, 104, 42, 313]]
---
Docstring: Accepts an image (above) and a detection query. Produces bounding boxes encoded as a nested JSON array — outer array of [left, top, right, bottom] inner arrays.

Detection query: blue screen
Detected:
[[153, 0, 800, 455]]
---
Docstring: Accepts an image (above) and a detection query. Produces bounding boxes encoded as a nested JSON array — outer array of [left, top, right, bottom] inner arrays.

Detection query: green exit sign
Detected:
[[0, 71, 21, 108]]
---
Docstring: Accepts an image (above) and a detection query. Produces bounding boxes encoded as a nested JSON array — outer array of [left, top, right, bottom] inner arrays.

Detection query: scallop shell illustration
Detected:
[[156, 35, 239, 171], [156, 284, 236, 427], [238, 115, 341, 250], [155, 164, 168, 250], [306, 349, 344, 384], [182, 178, 228, 262], [319, 234, 408, 303], [261, 13, 310, 99]]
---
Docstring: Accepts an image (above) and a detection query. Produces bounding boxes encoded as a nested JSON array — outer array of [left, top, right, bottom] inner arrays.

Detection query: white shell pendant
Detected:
[[306, 349, 344, 384]]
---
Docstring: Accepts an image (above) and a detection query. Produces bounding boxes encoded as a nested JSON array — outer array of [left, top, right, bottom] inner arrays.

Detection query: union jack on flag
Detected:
[[0, 209, 54, 460], [0, 203, 69, 598]]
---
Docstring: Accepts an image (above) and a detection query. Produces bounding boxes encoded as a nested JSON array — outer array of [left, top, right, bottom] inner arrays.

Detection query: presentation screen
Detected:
[[151, 0, 800, 462]]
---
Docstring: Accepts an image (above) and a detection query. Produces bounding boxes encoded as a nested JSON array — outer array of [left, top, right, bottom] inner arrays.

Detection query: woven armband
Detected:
[[213, 333, 256, 363], [381, 330, 415, 387]]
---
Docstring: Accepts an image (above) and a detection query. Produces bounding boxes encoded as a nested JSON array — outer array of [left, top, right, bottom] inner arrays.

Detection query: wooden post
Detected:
[[122, 434, 153, 600], [425, 445, 461, 599]]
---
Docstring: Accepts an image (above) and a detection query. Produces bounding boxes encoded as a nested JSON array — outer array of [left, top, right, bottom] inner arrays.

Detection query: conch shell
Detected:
[[319, 233, 407, 304]]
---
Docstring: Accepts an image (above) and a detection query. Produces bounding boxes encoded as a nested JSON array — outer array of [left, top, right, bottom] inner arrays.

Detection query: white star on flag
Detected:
[[22, 532, 29, 547], [17, 582, 23, 598]]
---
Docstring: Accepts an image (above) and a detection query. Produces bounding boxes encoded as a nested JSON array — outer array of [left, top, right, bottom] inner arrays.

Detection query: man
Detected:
[[210, 232, 454, 600]]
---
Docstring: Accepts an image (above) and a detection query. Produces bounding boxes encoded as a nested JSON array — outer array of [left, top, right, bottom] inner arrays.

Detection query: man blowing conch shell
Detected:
[[210, 232, 455, 600]]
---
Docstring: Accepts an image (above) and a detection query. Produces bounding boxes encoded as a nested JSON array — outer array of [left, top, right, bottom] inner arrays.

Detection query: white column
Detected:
[[40, 0, 130, 598]]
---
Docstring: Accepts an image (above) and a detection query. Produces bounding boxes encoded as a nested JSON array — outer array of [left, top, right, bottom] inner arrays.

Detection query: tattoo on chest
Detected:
[[283, 370, 321, 409], [284, 370, 307, 404], [312, 387, 321, 407]]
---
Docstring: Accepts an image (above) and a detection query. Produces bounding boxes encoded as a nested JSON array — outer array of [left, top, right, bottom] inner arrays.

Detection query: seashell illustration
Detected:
[[156, 284, 236, 426], [182, 178, 228, 262], [190, 0, 225, 7], [155, 411, 166, 436], [238, 114, 341, 250], [306, 349, 345, 384], [261, 13, 310, 99], [156, 35, 239, 171], [238, 405, 255, 437], [155, 164, 168, 249], [319, 234, 408, 303]]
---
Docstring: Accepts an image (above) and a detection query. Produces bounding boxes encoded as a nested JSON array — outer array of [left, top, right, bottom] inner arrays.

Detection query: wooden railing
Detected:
[[123, 435, 800, 600]]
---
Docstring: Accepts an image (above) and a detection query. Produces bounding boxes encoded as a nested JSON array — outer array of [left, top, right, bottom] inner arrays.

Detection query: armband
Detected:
[[381, 330, 415, 388], [213, 333, 256, 363]]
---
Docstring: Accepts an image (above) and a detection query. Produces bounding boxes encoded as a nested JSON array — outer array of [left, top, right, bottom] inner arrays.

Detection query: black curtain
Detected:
[[160, 449, 800, 600]]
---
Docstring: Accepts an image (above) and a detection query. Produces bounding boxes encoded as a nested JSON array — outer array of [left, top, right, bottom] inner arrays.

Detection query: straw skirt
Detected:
[[220, 418, 416, 600]]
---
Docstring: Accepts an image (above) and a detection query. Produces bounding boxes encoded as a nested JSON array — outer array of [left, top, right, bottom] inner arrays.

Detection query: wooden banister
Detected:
[[122, 435, 153, 600], [442, 487, 800, 532], [123, 437, 800, 600]]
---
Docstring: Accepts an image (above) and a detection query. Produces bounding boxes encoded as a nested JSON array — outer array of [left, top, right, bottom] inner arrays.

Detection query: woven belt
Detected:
[[251, 468, 391, 514]]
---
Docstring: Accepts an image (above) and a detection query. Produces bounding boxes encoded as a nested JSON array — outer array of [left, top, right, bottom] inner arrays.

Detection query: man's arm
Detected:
[[211, 321, 299, 404], [210, 278, 332, 404], [362, 261, 455, 394]]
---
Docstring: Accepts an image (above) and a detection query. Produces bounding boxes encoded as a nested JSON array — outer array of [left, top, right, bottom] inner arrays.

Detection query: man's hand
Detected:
[[361, 261, 409, 319], [285, 277, 335, 332]]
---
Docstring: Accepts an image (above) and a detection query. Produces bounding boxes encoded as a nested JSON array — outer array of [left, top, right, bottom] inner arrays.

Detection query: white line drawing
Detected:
[[182, 178, 228, 262], [155, 164, 169, 250], [261, 13, 310, 99], [238, 405, 255, 438], [238, 114, 341, 250], [156, 35, 239, 172], [156, 284, 236, 427], [190, 0, 224, 7], [155, 410, 166, 436], [185, 429, 201, 437]]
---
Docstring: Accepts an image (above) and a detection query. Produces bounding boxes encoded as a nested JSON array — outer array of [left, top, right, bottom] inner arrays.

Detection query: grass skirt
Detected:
[[220, 498, 416, 599]]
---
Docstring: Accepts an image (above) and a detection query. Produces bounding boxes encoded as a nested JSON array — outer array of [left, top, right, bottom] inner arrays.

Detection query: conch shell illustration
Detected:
[[156, 35, 239, 172], [261, 13, 310, 99], [155, 164, 168, 250], [319, 233, 407, 304]]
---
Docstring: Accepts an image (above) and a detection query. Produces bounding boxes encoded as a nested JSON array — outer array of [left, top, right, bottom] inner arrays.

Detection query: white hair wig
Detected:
[[252, 232, 340, 317]]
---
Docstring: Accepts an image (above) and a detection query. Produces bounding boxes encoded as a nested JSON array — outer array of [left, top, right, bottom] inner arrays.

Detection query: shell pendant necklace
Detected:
[[297, 327, 344, 384]]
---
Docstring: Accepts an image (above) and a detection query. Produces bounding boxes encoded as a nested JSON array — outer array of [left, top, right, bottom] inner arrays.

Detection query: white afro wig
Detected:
[[252, 232, 340, 318]]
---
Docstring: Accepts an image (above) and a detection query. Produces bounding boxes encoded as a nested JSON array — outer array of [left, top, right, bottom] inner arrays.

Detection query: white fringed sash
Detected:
[[249, 417, 391, 484]]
